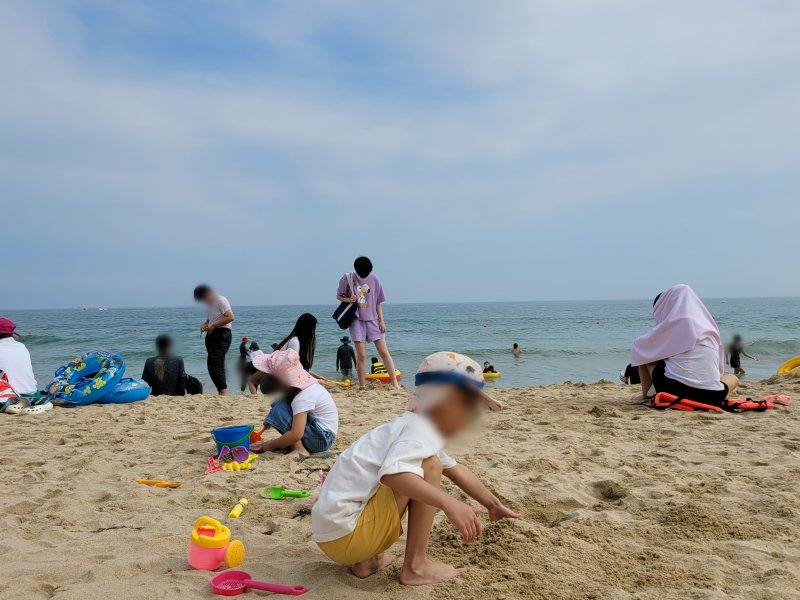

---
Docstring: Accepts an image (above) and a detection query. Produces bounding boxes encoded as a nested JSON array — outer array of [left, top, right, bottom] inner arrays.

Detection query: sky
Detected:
[[2, 0, 799, 309]]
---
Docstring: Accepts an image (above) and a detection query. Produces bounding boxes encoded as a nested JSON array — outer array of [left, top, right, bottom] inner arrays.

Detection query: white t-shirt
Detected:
[[247, 349, 264, 362], [665, 343, 724, 391], [311, 411, 457, 542], [206, 295, 233, 330], [292, 383, 338, 435], [0, 338, 38, 395], [281, 336, 300, 353]]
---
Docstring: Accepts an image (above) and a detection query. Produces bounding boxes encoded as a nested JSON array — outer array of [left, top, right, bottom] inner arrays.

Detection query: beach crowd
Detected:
[[0, 255, 761, 585]]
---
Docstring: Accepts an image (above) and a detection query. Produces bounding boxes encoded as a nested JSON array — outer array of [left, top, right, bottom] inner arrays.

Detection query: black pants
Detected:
[[205, 328, 232, 392], [652, 361, 729, 407]]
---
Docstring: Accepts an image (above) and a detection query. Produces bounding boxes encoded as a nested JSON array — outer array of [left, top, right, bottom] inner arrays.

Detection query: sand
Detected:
[[3, 376, 799, 600]]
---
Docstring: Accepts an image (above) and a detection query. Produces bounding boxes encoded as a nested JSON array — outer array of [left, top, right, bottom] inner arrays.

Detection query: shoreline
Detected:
[[4, 376, 799, 599]]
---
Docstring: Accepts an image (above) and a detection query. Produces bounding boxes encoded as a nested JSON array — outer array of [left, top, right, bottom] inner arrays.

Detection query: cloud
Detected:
[[1, 1, 799, 308]]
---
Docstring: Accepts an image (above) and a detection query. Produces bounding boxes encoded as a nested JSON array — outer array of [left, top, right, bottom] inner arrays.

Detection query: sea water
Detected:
[[5, 298, 799, 392]]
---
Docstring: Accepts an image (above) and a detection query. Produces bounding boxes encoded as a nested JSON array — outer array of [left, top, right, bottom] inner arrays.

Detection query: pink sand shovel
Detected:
[[210, 570, 307, 596]]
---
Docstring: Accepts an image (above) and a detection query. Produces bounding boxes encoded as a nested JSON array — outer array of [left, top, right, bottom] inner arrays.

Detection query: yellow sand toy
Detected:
[[222, 454, 258, 471], [136, 479, 181, 488], [321, 378, 350, 387], [777, 356, 800, 376]]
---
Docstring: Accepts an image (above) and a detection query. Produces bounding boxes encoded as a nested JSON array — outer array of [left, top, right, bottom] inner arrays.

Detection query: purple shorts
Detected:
[[349, 319, 384, 344]]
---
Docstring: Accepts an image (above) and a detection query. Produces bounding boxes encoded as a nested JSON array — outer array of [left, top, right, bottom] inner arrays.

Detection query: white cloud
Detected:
[[1, 1, 799, 307]]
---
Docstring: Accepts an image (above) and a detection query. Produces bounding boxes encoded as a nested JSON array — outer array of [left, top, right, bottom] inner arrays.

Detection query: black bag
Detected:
[[184, 374, 203, 395], [332, 272, 358, 330]]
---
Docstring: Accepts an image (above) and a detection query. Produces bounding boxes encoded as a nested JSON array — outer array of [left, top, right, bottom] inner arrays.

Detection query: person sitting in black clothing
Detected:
[[620, 363, 641, 385], [483, 361, 497, 374], [142, 335, 187, 396]]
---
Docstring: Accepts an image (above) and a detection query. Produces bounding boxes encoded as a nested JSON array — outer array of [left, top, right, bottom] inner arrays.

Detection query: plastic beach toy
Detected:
[[777, 356, 800, 376], [222, 454, 257, 471], [250, 428, 265, 444], [136, 479, 181, 488], [364, 370, 401, 383], [297, 451, 341, 463], [212, 425, 254, 454], [260, 487, 309, 500], [189, 517, 245, 571], [205, 457, 223, 475], [228, 498, 248, 519], [210, 570, 307, 596], [321, 378, 350, 388]]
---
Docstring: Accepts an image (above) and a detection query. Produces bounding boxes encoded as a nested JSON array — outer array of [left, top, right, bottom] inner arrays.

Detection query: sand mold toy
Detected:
[[189, 517, 245, 571]]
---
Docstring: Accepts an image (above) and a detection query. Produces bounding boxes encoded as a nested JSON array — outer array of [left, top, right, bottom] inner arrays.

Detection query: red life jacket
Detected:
[[652, 392, 775, 412]]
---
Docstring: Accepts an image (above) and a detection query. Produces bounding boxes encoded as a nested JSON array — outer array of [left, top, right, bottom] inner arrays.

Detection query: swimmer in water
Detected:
[[512, 343, 521, 356]]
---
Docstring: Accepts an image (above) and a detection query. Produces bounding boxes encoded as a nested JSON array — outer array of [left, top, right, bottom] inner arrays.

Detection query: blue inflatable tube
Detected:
[[47, 351, 125, 406], [97, 378, 150, 404]]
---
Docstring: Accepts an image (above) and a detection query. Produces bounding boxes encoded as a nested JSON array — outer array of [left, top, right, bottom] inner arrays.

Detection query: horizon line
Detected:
[[4, 295, 799, 312]]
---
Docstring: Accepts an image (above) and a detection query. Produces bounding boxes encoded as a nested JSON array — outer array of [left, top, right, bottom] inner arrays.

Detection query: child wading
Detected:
[[336, 336, 356, 379], [311, 352, 520, 585]]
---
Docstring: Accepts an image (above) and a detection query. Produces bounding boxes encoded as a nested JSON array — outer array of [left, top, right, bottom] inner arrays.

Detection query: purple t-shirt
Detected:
[[337, 273, 386, 322]]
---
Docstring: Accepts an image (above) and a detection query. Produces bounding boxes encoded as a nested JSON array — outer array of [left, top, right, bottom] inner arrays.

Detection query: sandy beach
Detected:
[[3, 375, 799, 600]]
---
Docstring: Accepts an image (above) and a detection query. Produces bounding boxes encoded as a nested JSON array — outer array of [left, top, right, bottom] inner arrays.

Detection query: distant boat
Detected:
[[98, 307, 108, 311]]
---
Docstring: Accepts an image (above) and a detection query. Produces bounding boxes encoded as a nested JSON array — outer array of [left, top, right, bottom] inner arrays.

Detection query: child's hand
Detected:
[[488, 502, 521, 522], [443, 498, 482, 543], [379, 319, 387, 333]]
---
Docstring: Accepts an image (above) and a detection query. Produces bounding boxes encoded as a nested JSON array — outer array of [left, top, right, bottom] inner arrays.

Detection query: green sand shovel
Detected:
[[260, 486, 310, 500]]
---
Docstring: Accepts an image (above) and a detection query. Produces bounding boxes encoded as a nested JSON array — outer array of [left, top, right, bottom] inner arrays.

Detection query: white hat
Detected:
[[407, 351, 503, 413]]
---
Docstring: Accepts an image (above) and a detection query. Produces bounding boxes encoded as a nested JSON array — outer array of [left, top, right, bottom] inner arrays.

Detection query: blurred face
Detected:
[[202, 291, 215, 305], [427, 385, 482, 438]]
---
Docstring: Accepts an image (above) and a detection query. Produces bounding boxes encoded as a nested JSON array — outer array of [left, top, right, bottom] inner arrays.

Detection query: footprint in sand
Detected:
[[590, 480, 628, 501]]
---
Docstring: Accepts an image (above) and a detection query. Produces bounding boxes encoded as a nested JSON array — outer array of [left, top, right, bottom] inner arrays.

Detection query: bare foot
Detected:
[[629, 392, 648, 405], [350, 553, 397, 579], [284, 449, 309, 460], [400, 559, 461, 586]]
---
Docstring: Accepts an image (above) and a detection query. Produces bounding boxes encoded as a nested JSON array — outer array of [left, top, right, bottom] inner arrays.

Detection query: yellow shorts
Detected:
[[317, 485, 402, 565]]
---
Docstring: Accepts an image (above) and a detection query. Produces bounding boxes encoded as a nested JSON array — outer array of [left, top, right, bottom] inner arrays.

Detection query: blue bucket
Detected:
[[211, 424, 254, 454]]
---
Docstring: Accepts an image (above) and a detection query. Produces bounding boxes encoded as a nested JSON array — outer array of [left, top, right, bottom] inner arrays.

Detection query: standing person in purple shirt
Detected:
[[335, 256, 400, 388]]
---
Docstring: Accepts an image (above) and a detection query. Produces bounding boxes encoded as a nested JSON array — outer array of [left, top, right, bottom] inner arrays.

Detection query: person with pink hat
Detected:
[[0, 318, 37, 397], [251, 349, 338, 458], [311, 352, 519, 586]]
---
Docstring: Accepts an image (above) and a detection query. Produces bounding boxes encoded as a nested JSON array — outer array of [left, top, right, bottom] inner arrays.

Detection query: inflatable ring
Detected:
[[777, 356, 800, 376], [96, 378, 150, 404], [47, 351, 125, 405], [365, 370, 401, 383], [482, 372, 501, 380]]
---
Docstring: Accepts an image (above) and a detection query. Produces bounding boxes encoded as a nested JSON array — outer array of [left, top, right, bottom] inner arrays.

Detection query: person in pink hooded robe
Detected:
[[630, 284, 739, 405]]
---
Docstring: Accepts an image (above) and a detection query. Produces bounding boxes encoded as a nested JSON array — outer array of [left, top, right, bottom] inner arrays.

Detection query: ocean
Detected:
[[4, 298, 799, 392]]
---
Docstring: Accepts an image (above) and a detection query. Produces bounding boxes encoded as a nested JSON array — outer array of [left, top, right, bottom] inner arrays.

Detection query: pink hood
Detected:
[[630, 284, 724, 376]]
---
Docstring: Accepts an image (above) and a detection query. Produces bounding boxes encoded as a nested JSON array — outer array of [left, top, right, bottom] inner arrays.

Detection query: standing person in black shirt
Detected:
[[336, 336, 356, 379], [238, 336, 250, 392]]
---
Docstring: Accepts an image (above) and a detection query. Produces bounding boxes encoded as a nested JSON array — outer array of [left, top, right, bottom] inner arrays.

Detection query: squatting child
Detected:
[[311, 352, 520, 585]]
